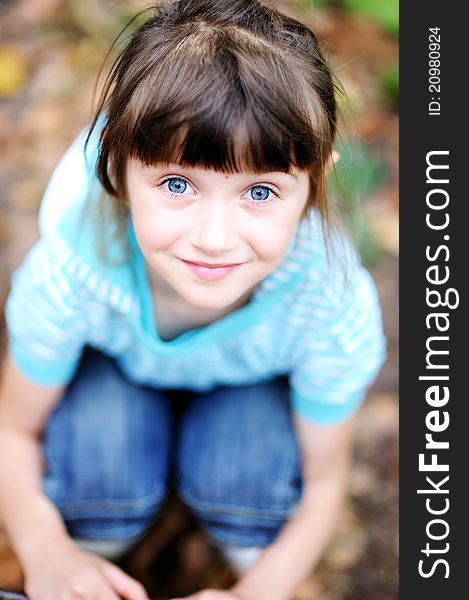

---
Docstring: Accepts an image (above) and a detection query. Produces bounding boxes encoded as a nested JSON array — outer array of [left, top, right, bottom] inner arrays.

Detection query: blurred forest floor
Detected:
[[0, 0, 398, 598]]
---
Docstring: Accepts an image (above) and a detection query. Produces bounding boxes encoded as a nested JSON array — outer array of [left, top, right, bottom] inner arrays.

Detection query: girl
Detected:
[[0, 1, 386, 599]]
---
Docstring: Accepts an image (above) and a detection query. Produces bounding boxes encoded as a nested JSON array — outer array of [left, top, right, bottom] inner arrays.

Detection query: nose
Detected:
[[189, 198, 239, 255]]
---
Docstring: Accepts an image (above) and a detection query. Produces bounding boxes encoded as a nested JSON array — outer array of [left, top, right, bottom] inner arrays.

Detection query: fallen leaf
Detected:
[[0, 47, 28, 98], [0, 524, 23, 590], [294, 576, 326, 600]]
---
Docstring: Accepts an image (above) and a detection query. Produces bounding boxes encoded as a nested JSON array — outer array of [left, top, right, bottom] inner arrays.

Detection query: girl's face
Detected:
[[126, 159, 310, 309]]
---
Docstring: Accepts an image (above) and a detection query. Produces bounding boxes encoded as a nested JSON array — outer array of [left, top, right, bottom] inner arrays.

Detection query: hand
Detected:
[[23, 542, 148, 600], [171, 590, 251, 600]]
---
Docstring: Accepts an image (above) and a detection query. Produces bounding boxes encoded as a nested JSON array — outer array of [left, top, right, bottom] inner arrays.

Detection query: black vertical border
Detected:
[[400, 1, 466, 598]]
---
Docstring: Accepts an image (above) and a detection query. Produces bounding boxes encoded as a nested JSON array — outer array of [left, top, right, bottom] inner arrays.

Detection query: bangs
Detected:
[[99, 24, 332, 182], [129, 94, 319, 175]]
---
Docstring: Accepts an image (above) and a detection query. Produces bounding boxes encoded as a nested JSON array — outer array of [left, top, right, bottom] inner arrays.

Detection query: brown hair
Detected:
[[88, 0, 338, 231]]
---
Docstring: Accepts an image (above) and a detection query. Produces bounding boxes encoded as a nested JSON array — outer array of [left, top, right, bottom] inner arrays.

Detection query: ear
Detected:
[[325, 150, 340, 174], [108, 156, 130, 204]]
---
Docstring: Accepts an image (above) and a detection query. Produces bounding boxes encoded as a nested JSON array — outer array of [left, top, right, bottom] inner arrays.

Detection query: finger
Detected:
[[100, 561, 149, 600], [67, 572, 121, 600], [95, 584, 122, 600]]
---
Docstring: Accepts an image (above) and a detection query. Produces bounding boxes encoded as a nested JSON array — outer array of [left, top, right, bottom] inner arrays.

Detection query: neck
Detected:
[[147, 267, 253, 341]]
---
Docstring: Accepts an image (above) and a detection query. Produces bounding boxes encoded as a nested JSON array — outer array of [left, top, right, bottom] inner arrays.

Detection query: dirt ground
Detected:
[[0, 1, 398, 598]]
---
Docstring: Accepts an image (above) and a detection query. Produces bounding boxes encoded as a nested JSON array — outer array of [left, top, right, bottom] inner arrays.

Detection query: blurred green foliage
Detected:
[[303, 0, 331, 8], [303, 0, 399, 36], [342, 0, 398, 35], [378, 62, 399, 109], [328, 139, 386, 267]]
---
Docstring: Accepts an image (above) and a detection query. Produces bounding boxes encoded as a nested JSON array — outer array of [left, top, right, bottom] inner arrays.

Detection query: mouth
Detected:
[[181, 259, 244, 282]]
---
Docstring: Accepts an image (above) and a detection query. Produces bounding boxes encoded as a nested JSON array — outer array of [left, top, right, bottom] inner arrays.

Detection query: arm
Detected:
[[0, 354, 148, 600], [230, 415, 353, 600]]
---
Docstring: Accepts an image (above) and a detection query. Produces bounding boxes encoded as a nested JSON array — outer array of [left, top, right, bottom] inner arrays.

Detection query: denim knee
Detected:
[[42, 349, 173, 540], [176, 380, 303, 547]]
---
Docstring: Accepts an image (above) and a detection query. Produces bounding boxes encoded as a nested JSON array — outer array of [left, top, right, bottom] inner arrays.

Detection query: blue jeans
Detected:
[[42, 349, 303, 548]]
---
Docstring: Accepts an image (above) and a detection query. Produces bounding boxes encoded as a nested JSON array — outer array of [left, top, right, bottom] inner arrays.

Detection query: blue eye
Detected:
[[167, 178, 188, 194], [250, 185, 272, 202]]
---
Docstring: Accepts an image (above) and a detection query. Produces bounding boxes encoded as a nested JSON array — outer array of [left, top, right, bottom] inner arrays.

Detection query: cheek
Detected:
[[246, 214, 299, 263], [132, 207, 185, 252]]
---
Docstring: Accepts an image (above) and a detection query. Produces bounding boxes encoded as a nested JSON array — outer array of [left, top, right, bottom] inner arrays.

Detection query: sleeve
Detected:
[[5, 236, 88, 387], [38, 119, 102, 238], [289, 252, 387, 425]]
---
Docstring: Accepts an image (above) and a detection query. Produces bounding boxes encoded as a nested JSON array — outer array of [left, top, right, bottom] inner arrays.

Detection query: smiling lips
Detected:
[[181, 259, 244, 281]]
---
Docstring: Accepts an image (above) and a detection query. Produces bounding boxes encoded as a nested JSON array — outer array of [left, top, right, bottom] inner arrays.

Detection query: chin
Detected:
[[181, 285, 247, 311]]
